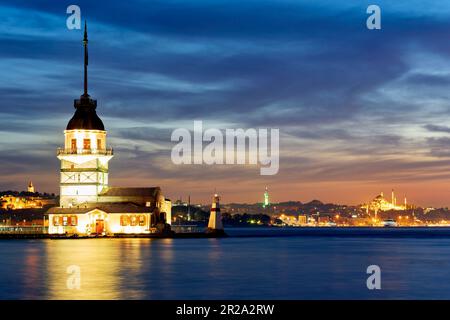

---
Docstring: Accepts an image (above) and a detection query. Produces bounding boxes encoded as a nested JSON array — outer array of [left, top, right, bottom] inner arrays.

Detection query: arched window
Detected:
[[70, 216, 78, 226], [130, 215, 138, 226], [139, 215, 146, 226], [71, 139, 77, 152], [120, 215, 130, 226]]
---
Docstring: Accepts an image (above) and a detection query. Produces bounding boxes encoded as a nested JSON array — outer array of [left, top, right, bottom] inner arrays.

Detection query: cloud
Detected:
[[1, 1, 450, 205], [424, 124, 450, 134]]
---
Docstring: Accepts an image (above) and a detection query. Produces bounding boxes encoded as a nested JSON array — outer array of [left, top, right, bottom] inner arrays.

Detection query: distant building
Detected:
[[27, 181, 35, 193], [363, 190, 407, 212], [298, 215, 307, 225], [1, 194, 46, 210], [263, 186, 270, 208], [0, 182, 56, 210], [318, 216, 330, 225], [47, 24, 171, 236], [276, 213, 308, 226]]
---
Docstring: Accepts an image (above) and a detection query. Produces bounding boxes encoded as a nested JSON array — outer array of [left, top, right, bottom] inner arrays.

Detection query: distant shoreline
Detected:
[[1, 226, 450, 240]]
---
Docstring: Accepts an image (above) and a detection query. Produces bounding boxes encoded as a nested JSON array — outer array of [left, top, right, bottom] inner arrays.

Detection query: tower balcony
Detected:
[[57, 147, 114, 156]]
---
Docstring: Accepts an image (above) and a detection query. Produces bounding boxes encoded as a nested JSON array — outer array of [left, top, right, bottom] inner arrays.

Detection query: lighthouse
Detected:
[[57, 22, 113, 208], [207, 193, 225, 235], [47, 23, 172, 236]]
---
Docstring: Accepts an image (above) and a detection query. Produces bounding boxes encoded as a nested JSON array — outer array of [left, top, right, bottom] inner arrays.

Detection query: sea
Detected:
[[1, 227, 450, 300]]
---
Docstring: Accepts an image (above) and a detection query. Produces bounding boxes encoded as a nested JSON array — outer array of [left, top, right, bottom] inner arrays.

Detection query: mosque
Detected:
[[47, 23, 172, 236], [363, 189, 408, 212]]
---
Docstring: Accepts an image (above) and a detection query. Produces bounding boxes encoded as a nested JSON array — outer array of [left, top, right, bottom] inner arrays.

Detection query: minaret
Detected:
[[27, 181, 35, 193], [57, 22, 113, 207], [207, 193, 224, 232]]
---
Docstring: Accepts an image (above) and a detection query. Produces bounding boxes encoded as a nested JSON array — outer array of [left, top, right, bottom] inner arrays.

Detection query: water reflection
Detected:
[[43, 238, 187, 299], [1, 229, 450, 299], [46, 239, 114, 299]]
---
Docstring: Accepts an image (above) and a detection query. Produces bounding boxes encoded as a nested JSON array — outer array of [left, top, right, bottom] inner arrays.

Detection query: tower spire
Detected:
[[83, 20, 89, 97]]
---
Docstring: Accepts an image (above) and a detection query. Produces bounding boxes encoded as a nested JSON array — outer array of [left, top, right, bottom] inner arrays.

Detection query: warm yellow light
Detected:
[[110, 225, 121, 233]]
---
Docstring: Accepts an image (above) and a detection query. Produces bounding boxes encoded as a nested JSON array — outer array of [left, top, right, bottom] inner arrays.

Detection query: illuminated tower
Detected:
[[57, 22, 113, 208], [27, 181, 35, 193], [207, 193, 223, 230], [187, 195, 191, 221], [263, 186, 270, 208]]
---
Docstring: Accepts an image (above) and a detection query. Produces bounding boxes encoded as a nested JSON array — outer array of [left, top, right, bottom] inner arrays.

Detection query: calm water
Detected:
[[1, 227, 450, 299]]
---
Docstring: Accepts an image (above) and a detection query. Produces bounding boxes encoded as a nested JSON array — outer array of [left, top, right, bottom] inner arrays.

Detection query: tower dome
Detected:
[[66, 97, 105, 130]]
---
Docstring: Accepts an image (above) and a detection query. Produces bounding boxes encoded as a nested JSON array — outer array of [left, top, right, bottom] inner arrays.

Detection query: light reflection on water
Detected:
[[1, 229, 450, 299], [46, 239, 143, 299]]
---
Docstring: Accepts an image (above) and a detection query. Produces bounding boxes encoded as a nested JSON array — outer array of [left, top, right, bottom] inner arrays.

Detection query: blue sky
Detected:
[[1, 0, 450, 205]]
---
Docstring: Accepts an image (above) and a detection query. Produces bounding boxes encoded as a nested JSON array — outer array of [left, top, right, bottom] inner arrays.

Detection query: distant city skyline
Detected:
[[2, 1, 450, 206], [0, 180, 434, 210]]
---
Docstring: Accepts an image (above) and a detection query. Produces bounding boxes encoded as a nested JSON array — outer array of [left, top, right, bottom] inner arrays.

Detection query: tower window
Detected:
[[71, 139, 77, 151], [97, 139, 102, 150], [83, 139, 91, 150]]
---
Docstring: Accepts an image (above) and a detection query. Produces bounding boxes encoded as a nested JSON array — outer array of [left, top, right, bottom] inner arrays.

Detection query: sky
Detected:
[[1, 0, 450, 206]]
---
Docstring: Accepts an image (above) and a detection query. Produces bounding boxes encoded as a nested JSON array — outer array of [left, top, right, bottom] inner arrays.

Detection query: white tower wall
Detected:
[[58, 129, 113, 208], [208, 194, 224, 230]]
